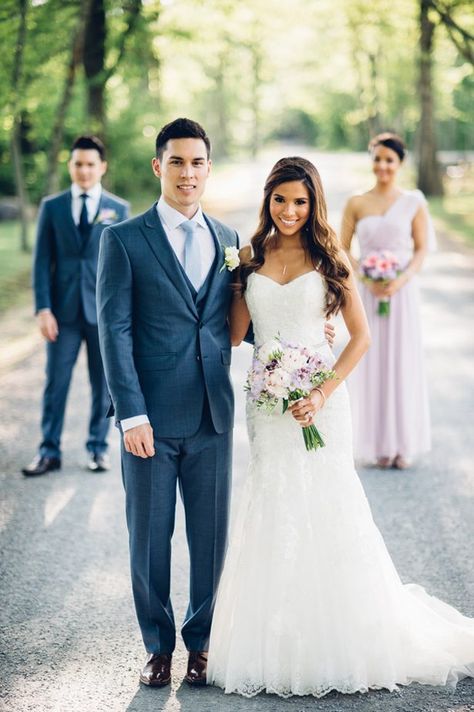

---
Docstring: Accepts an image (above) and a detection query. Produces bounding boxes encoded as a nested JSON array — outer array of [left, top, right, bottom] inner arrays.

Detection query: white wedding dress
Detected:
[[207, 270, 474, 698]]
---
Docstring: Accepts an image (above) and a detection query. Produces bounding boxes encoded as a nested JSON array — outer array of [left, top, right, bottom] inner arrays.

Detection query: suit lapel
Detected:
[[88, 191, 112, 244], [140, 204, 198, 318], [199, 215, 233, 317], [62, 191, 83, 251]]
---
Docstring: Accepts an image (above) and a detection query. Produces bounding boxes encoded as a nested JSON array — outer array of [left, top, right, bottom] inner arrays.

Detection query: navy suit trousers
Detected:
[[121, 401, 232, 654], [40, 316, 110, 457]]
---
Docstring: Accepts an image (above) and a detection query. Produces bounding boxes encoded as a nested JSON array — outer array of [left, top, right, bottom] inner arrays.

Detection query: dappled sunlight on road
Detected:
[[44, 485, 76, 527]]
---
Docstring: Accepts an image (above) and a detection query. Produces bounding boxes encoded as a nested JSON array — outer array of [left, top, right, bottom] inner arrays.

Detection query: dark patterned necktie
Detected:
[[79, 193, 90, 242]]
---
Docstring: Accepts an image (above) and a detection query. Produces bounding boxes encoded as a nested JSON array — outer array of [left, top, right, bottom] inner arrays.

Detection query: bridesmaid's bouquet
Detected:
[[360, 250, 400, 316], [245, 336, 336, 451]]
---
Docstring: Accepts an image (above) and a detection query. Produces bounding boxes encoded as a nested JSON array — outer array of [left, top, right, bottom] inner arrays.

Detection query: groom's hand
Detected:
[[123, 424, 155, 458], [324, 321, 335, 348]]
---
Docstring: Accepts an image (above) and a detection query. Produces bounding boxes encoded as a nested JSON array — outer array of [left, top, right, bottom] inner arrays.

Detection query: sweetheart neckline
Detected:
[[251, 271, 320, 288]]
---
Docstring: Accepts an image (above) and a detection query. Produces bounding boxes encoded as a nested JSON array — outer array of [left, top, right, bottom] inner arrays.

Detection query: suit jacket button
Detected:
[[199, 321, 204, 328], [196, 355, 200, 361]]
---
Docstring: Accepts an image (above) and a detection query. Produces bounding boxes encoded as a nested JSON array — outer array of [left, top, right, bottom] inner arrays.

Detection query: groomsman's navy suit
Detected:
[[33, 187, 129, 459], [97, 203, 238, 654]]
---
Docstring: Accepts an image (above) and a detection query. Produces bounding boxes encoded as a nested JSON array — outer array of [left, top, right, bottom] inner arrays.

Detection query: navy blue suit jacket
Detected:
[[97, 204, 239, 437], [33, 188, 129, 325]]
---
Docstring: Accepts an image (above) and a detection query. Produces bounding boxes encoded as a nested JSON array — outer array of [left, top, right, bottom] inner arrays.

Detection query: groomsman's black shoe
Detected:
[[185, 651, 207, 686], [22, 455, 61, 477], [139, 653, 172, 687], [87, 453, 110, 472]]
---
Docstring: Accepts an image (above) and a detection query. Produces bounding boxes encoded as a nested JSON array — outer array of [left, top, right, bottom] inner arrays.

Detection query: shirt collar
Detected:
[[157, 196, 207, 230], [71, 182, 102, 200]]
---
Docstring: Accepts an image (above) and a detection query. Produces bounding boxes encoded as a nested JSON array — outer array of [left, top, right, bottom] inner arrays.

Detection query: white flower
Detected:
[[95, 208, 118, 225], [220, 245, 240, 272], [257, 338, 282, 363], [280, 348, 308, 372], [265, 367, 291, 398]]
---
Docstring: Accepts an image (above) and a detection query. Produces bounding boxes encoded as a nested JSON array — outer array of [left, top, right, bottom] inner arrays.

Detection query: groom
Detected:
[[97, 118, 237, 687]]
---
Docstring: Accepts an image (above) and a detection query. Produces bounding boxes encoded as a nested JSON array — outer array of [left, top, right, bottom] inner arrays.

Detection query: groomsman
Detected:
[[22, 136, 129, 477]]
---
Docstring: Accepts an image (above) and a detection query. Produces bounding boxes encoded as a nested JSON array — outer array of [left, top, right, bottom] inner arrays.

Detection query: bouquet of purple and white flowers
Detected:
[[245, 336, 337, 451], [360, 250, 400, 316]]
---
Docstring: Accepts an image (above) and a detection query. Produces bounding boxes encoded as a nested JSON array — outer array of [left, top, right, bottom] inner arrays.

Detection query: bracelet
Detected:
[[313, 387, 326, 409]]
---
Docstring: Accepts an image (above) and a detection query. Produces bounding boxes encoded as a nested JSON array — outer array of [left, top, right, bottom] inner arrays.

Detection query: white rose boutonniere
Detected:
[[219, 245, 240, 273], [95, 208, 118, 225]]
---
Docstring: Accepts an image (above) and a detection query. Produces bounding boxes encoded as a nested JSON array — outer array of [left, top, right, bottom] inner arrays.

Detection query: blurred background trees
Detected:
[[0, 0, 472, 229]]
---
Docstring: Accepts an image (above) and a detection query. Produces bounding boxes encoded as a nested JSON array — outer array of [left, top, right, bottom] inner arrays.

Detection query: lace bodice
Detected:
[[245, 271, 328, 351]]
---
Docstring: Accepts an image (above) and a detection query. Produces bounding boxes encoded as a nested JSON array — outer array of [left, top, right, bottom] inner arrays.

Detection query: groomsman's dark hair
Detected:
[[71, 135, 106, 161], [155, 118, 211, 160]]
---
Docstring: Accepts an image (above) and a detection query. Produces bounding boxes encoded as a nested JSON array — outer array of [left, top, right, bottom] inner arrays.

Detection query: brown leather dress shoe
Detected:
[[139, 652, 172, 687], [185, 651, 207, 686], [22, 455, 61, 477]]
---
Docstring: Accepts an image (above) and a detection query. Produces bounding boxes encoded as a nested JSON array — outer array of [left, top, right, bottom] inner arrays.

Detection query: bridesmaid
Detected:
[[341, 133, 432, 469]]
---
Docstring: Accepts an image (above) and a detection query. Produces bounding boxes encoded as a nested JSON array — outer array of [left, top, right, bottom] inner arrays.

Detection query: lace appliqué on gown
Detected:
[[207, 271, 474, 698]]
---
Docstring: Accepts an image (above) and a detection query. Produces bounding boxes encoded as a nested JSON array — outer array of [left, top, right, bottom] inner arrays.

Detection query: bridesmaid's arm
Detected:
[[340, 198, 359, 272], [383, 206, 428, 297], [229, 246, 252, 347], [290, 254, 370, 424]]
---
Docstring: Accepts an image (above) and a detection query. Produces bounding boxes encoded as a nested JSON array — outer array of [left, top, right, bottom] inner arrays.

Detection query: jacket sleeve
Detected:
[[33, 199, 55, 313], [97, 227, 148, 421]]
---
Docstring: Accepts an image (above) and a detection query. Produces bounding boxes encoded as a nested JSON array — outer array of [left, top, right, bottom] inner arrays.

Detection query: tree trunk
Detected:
[[45, 2, 91, 195], [10, 0, 29, 252], [83, 0, 106, 136], [417, 0, 444, 196]]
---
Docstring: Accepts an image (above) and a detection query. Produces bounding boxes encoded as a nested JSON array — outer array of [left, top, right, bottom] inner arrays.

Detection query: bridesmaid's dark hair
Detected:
[[369, 132, 406, 162], [240, 156, 349, 318]]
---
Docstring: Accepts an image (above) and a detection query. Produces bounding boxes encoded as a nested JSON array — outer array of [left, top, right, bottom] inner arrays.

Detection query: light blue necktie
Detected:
[[181, 220, 201, 290]]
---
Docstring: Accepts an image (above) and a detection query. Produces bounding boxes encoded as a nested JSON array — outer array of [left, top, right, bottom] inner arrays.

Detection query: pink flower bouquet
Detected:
[[360, 250, 400, 316], [245, 336, 336, 451]]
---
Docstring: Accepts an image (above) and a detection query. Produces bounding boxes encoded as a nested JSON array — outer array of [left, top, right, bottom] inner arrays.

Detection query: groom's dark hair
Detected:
[[71, 135, 106, 161], [155, 118, 211, 160]]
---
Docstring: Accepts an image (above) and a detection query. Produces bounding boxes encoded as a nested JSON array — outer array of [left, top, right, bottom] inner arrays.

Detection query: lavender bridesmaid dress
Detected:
[[348, 190, 432, 463]]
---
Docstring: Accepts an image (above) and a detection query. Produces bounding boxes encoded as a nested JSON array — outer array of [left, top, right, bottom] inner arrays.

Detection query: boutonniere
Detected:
[[219, 245, 240, 273], [95, 208, 118, 225]]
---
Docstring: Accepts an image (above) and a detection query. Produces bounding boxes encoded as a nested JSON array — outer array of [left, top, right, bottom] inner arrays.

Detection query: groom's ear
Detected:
[[151, 157, 161, 179]]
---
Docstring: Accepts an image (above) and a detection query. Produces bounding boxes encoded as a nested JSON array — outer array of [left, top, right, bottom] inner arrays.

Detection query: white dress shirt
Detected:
[[121, 197, 216, 433], [71, 182, 102, 224], [156, 196, 216, 290]]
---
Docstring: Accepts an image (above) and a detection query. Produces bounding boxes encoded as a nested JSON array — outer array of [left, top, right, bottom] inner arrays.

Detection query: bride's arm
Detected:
[[229, 246, 252, 347], [290, 254, 370, 423]]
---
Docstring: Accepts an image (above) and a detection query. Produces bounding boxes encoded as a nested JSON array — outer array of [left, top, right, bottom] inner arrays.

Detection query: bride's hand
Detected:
[[289, 391, 324, 427]]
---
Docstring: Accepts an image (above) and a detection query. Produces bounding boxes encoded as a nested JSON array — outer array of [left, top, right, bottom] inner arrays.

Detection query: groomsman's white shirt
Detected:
[[71, 182, 102, 224], [121, 196, 216, 433], [38, 182, 102, 317]]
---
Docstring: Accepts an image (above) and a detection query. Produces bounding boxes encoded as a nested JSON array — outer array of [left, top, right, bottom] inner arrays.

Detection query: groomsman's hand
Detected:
[[124, 424, 155, 458], [37, 309, 59, 342], [324, 321, 335, 348]]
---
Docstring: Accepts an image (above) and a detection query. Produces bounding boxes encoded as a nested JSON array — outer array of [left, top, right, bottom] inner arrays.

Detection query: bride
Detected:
[[207, 156, 474, 698]]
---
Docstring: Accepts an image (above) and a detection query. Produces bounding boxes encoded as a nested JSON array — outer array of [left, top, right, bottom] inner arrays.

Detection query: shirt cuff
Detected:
[[121, 414, 150, 431]]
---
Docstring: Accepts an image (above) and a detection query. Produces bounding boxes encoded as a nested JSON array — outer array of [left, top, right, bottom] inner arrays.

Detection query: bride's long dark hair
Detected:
[[240, 156, 349, 317]]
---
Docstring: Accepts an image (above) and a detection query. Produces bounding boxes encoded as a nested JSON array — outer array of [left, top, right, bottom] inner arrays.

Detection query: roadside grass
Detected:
[[429, 190, 474, 246], [0, 222, 33, 314]]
